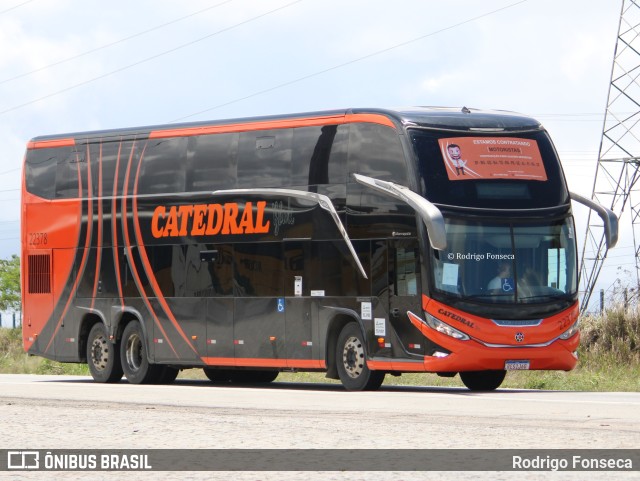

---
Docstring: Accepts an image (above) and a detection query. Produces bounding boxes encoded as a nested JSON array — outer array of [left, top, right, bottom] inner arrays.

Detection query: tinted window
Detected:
[[95, 141, 125, 197], [152, 244, 233, 297], [307, 240, 370, 296], [348, 123, 407, 183], [237, 129, 293, 188], [292, 125, 348, 186], [186, 133, 238, 191], [410, 129, 569, 209], [25, 147, 64, 199], [234, 242, 283, 296], [55, 148, 84, 199], [138, 138, 188, 195]]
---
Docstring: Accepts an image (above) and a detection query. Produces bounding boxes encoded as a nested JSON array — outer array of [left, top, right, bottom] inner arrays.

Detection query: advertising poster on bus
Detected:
[[438, 137, 548, 181]]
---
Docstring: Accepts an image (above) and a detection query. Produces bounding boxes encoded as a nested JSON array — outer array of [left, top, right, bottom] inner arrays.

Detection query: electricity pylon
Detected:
[[580, 0, 640, 313]]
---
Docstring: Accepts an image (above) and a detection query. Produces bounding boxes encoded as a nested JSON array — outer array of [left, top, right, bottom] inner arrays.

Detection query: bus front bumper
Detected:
[[368, 311, 580, 373]]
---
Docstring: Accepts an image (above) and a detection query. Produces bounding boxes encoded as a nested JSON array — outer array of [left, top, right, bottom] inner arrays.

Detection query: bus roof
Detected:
[[27, 107, 543, 145]]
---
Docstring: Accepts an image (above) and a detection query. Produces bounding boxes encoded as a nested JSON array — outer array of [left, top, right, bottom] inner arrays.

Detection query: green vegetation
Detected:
[[0, 327, 89, 375], [1, 306, 638, 390], [0, 255, 20, 313]]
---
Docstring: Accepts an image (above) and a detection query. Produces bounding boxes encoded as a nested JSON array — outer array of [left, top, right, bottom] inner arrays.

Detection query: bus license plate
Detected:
[[505, 360, 530, 370]]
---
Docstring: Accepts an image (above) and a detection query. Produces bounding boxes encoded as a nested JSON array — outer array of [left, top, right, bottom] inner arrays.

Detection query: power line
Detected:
[[0, 0, 305, 117], [0, 168, 21, 176], [0, 0, 35, 16], [170, 0, 529, 122], [0, 0, 235, 86]]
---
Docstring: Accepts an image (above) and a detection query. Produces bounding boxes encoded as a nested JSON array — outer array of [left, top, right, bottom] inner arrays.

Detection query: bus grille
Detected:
[[28, 254, 51, 294]]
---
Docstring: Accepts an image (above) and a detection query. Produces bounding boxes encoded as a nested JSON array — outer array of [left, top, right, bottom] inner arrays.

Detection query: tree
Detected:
[[0, 255, 21, 313]]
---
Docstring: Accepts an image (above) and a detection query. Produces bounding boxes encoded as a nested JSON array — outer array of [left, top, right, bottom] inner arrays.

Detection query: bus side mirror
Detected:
[[353, 173, 447, 251], [570, 191, 619, 249]]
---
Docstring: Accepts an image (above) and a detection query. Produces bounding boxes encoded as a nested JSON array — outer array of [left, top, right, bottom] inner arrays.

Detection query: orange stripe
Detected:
[[132, 146, 198, 356], [90, 143, 102, 310], [120, 141, 178, 357], [111, 141, 124, 308], [345, 113, 396, 128], [45, 147, 93, 354], [202, 357, 326, 369], [27, 138, 75, 150], [149, 112, 396, 139], [367, 360, 427, 372]]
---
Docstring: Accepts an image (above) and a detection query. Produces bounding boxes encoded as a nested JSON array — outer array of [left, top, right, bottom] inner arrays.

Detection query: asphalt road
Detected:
[[0, 374, 638, 481]]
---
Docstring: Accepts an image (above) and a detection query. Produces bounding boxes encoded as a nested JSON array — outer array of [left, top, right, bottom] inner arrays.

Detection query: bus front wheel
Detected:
[[120, 320, 162, 384], [336, 322, 385, 391], [86, 323, 123, 383], [460, 370, 506, 391]]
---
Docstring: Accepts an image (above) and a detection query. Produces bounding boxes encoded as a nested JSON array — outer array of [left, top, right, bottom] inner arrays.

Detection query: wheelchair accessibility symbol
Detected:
[[277, 298, 285, 312], [501, 278, 514, 292]]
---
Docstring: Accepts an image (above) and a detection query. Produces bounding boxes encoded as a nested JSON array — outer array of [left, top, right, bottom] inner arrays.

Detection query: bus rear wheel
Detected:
[[336, 322, 385, 391], [120, 320, 162, 384], [154, 366, 180, 384], [86, 323, 123, 383], [460, 370, 506, 391]]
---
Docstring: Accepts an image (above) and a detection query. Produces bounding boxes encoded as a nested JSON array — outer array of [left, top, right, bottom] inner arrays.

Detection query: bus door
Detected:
[[388, 240, 424, 356], [232, 242, 286, 362]]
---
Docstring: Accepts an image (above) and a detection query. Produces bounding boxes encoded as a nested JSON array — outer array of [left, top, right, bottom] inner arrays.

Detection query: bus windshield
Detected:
[[430, 217, 578, 305]]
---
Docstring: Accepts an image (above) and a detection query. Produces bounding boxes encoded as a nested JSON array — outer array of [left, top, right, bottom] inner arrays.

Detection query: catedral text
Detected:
[[151, 201, 270, 238]]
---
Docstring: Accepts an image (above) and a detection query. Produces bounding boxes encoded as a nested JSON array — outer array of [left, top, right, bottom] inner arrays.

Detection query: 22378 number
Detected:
[[29, 232, 48, 246]]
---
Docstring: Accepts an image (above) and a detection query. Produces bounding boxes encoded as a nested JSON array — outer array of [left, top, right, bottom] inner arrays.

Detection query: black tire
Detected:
[[229, 370, 279, 384], [154, 366, 180, 384], [86, 323, 123, 383], [203, 368, 233, 383], [335, 322, 385, 391], [120, 320, 162, 384], [460, 370, 506, 391]]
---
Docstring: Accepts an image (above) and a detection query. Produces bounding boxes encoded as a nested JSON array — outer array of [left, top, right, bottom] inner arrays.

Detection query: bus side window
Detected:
[[292, 125, 349, 187], [138, 138, 188, 195], [348, 123, 408, 184], [55, 148, 84, 199], [93, 141, 120, 198], [186, 133, 238, 191], [25, 148, 60, 200], [392, 243, 419, 296], [233, 242, 284, 297], [237, 129, 293, 188]]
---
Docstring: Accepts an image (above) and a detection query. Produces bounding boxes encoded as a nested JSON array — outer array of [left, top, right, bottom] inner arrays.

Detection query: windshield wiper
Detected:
[[462, 293, 514, 301], [518, 294, 570, 301]]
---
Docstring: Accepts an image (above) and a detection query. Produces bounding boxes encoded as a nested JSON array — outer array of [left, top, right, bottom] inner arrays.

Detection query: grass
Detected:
[[1, 306, 638, 391]]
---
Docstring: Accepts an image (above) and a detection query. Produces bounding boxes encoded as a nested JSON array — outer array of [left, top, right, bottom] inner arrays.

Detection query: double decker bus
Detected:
[[21, 107, 617, 390]]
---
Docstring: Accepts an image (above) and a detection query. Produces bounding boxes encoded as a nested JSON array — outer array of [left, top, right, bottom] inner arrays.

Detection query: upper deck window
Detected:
[[348, 123, 407, 184], [410, 129, 568, 209]]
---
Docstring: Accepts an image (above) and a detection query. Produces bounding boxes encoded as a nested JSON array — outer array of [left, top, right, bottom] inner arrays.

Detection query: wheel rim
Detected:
[[342, 336, 365, 379], [90, 335, 109, 372], [124, 333, 143, 373]]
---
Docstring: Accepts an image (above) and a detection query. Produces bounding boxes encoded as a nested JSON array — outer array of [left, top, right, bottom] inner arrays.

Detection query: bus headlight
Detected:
[[559, 320, 579, 340], [425, 313, 470, 341]]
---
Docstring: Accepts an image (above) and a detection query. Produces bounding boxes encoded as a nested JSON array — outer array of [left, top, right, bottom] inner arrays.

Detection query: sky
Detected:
[[0, 0, 628, 321]]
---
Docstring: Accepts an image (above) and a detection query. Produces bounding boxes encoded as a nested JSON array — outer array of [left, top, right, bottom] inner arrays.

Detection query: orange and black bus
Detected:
[[21, 107, 617, 390]]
